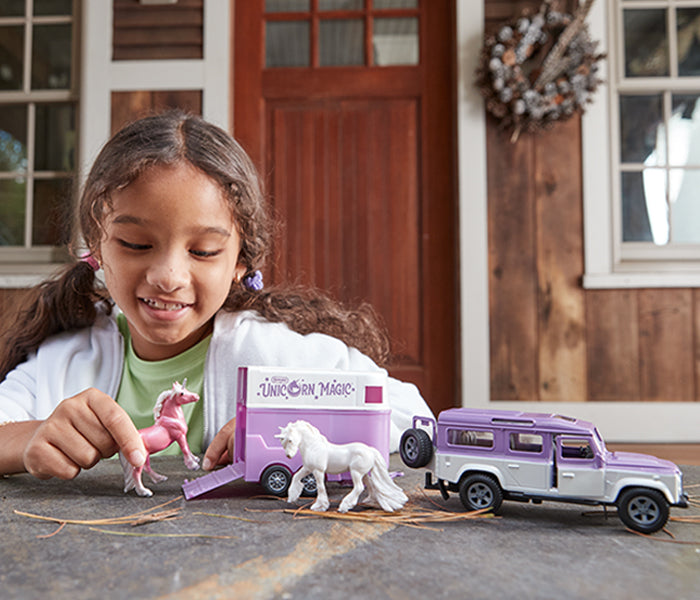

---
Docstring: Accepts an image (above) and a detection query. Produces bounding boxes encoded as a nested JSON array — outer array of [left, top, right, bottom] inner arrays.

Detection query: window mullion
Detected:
[[25, 102, 36, 249]]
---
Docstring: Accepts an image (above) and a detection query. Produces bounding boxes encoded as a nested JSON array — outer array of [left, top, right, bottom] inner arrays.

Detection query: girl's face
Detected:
[[99, 162, 245, 361]]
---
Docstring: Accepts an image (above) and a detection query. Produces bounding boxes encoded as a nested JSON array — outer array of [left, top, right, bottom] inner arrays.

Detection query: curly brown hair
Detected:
[[0, 111, 390, 381]]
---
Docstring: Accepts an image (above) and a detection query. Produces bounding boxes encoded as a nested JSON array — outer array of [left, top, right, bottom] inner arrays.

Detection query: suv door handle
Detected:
[[507, 464, 520, 469], [561, 472, 575, 479]]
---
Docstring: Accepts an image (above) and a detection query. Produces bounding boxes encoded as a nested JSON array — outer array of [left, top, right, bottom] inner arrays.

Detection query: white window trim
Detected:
[[458, 0, 700, 443], [0, 2, 78, 282], [583, 0, 700, 289], [1, 0, 231, 287]]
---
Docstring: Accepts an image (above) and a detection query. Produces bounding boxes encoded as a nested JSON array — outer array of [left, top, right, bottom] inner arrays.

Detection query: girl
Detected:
[[0, 111, 431, 481]]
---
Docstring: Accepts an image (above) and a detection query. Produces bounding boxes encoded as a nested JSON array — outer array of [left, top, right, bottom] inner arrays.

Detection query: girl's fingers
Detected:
[[83, 389, 147, 467], [24, 440, 81, 480], [23, 388, 147, 480], [203, 417, 236, 470]]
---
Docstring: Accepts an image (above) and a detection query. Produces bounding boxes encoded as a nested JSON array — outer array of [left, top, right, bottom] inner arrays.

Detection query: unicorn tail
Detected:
[[365, 448, 408, 512], [119, 451, 136, 493]]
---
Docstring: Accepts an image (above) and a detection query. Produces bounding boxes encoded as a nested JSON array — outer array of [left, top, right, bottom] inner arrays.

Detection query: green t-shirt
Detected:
[[116, 313, 209, 455]]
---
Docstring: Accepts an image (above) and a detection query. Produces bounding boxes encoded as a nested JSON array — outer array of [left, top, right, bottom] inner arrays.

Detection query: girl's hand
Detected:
[[202, 417, 236, 471], [22, 388, 147, 480]]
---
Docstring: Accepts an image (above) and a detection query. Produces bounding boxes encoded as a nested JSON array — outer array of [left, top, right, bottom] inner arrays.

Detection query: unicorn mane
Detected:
[[152, 389, 171, 420], [153, 380, 186, 419]]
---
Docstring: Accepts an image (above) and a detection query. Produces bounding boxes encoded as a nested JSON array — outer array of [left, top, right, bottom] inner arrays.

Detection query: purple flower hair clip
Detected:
[[242, 270, 264, 292]]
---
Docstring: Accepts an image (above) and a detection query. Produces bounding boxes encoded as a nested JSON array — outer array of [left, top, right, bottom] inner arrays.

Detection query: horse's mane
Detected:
[[153, 380, 187, 419], [152, 389, 171, 420], [294, 420, 321, 437]]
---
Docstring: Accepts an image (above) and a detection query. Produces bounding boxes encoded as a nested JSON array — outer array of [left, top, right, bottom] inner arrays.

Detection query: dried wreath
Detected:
[[475, 0, 604, 141]]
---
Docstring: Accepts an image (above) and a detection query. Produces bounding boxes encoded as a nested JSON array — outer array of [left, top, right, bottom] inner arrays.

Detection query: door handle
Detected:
[[507, 464, 520, 469], [561, 472, 575, 479]]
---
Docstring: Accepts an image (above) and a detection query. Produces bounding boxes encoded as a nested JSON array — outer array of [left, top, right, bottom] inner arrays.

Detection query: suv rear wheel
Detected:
[[617, 487, 669, 533], [459, 473, 503, 513]]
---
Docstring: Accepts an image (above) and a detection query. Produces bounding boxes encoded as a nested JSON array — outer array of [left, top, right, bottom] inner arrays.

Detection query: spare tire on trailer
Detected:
[[399, 428, 433, 468]]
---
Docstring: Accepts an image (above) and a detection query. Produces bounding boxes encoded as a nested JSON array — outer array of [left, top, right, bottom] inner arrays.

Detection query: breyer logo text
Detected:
[[257, 377, 356, 400]]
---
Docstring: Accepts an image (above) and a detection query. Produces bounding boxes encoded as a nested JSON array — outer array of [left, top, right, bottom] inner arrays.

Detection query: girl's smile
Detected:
[[99, 161, 245, 361]]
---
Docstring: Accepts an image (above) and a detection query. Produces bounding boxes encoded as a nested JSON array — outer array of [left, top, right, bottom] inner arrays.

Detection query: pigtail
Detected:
[[0, 261, 111, 381]]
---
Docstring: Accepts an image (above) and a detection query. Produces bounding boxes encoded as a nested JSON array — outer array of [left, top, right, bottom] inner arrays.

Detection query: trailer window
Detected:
[[447, 429, 494, 448]]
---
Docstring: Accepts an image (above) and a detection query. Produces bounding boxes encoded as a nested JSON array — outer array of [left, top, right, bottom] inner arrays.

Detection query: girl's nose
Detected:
[[146, 253, 190, 292]]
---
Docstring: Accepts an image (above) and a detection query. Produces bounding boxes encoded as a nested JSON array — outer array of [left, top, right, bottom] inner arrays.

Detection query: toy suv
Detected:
[[399, 408, 688, 533]]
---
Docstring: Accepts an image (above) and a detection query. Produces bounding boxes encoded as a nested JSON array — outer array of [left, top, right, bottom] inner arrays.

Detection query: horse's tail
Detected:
[[119, 451, 136, 493], [365, 448, 408, 512]]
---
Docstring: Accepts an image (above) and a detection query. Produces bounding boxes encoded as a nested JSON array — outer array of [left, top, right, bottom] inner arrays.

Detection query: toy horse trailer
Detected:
[[182, 367, 390, 499], [400, 408, 688, 533]]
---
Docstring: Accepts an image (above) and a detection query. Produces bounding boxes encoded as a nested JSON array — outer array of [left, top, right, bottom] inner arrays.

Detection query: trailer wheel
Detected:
[[617, 487, 669, 533], [261, 465, 292, 496], [399, 428, 433, 468], [301, 473, 318, 497], [459, 473, 503, 513]]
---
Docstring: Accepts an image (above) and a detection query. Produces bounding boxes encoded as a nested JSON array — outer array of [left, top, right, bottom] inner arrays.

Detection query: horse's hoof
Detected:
[[310, 502, 329, 512], [136, 488, 154, 497]]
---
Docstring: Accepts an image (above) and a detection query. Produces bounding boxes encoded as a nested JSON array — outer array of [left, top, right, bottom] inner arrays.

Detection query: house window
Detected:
[[0, 0, 77, 265], [583, 0, 700, 288]]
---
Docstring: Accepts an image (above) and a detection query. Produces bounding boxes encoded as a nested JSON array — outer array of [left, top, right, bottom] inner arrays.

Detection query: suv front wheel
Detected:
[[617, 487, 669, 533], [459, 473, 503, 513]]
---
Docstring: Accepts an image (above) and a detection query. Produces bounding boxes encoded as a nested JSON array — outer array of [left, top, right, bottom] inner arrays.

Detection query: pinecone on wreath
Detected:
[[475, 0, 605, 141]]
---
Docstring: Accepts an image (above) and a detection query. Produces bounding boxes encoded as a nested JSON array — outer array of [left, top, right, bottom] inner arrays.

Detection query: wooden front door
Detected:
[[233, 0, 457, 414]]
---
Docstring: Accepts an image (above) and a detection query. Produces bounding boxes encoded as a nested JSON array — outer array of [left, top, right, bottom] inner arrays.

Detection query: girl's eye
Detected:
[[119, 240, 151, 251], [190, 249, 222, 258]]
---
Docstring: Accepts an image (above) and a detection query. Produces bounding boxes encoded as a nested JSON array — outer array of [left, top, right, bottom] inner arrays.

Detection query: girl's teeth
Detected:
[[144, 299, 186, 310]]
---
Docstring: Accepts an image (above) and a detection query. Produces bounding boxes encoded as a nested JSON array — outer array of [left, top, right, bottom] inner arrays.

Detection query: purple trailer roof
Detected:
[[437, 408, 598, 436]]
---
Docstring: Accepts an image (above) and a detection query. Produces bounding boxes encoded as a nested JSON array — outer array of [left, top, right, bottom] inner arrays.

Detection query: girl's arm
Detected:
[[0, 388, 147, 478]]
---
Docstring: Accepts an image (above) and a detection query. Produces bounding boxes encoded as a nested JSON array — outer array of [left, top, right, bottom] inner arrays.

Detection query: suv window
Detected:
[[509, 432, 543, 454], [447, 428, 494, 448], [559, 437, 595, 460]]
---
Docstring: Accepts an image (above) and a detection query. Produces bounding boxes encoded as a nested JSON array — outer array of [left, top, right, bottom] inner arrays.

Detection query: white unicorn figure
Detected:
[[275, 420, 408, 513]]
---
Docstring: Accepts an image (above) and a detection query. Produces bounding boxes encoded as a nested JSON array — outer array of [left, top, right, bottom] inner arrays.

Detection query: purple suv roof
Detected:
[[437, 408, 598, 436]]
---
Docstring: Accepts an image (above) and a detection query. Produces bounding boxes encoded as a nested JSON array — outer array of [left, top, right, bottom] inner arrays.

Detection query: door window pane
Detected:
[[619, 95, 664, 165], [32, 178, 70, 246], [265, 0, 309, 12], [678, 8, 700, 77], [320, 19, 364, 66], [623, 9, 668, 77], [0, 105, 27, 172], [374, 0, 418, 8], [319, 0, 363, 9], [0, 179, 26, 246], [266, 21, 310, 67], [35, 103, 76, 171], [373, 17, 418, 66], [0, 26, 24, 91], [33, 0, 72, 16], [0, 1, 25, 17]]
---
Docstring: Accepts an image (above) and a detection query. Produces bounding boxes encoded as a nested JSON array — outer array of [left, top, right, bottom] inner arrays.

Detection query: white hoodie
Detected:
[[0, 309, 432, 452]]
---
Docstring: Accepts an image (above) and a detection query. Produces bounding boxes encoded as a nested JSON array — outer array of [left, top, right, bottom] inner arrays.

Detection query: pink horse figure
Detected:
[[119, 380, 201, 497]]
